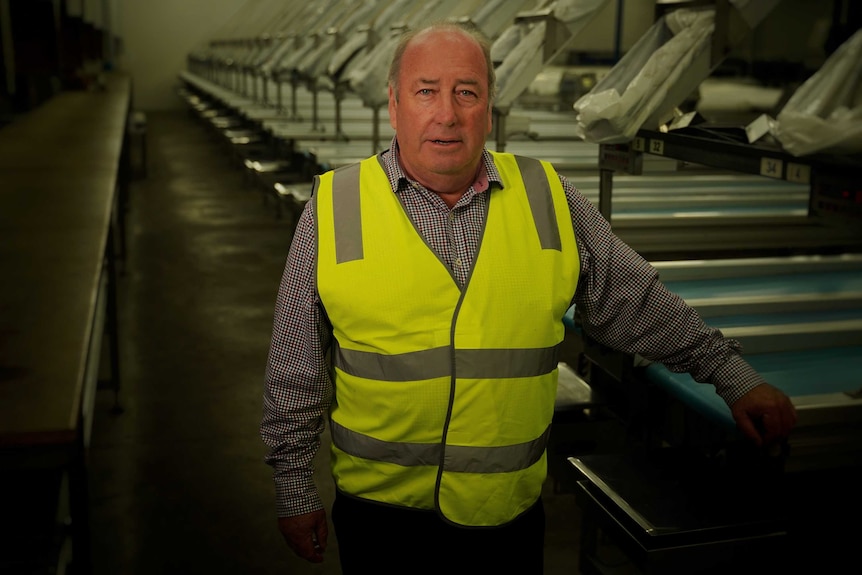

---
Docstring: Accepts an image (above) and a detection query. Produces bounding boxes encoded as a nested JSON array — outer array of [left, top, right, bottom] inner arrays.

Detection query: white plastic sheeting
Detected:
[[296, 0, 381, 81], [328, 0, 416, 80], [572, 8, 715, 144], [346, 30, 400, 107], [345, 0, 473, 107], [257, 0, 343, 76], [344, 0, 538, 107], [572, 0, 783, 144], [471, 0, 540, 40], [493, 0, 608, 109], [774, 28, 862, 157]]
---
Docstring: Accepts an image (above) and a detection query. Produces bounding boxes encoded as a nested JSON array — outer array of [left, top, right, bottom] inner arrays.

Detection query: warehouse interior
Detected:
[[2, 0, 861, 574]]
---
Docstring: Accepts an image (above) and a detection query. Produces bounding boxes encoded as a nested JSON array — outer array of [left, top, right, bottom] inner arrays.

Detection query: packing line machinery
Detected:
[[561, 251, 862, 573]]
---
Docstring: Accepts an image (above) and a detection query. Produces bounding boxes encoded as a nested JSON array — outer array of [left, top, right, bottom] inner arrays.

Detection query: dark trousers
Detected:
[[331, 490, 545, 574]]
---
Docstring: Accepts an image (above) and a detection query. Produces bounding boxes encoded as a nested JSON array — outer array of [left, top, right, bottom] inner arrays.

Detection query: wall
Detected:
[[118, 0, 249, 110], [566, 0, 656, 59], [747, 0, 835, 65]]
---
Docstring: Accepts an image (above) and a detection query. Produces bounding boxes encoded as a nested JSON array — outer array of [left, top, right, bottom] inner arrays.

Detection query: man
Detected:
[[261, 21, 797, 573]]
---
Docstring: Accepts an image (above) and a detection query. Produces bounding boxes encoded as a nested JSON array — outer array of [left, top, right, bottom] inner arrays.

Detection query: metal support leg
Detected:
[[68, 427, 92, 575], [599, 169, 614, 222], [372, 106, 380, 154], [311, 84, 320, 132], [106, 225, 122, 414], [335, 88, 345, 141], [276, 80, 283, 114], [290, 80, 298, 121], [494, 108, 507, 153], [579, 511, 600, 574]]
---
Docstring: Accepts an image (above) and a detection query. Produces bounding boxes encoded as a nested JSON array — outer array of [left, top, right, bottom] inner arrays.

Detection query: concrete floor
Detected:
[[86, 110, 607, 574]]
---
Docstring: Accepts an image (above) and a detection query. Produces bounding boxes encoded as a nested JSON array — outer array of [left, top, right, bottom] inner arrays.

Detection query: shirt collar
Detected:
[[382, 137, 503, 195]]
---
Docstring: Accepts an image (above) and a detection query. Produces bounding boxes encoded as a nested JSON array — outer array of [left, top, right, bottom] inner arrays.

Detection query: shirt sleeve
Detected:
[[560, 174, 766, 406], [260, 198, 333, 518]]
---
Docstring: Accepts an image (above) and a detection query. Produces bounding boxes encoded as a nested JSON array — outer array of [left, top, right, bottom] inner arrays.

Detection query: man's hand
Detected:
[[731, 383, 797, 447], [278, 510, 328, 563]]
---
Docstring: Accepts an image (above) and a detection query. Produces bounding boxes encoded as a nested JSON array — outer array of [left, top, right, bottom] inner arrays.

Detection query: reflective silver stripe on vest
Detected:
[[515, 155, 562, 252], [332, 162, 363, 263], [445, 425, 551, 472], [334, 342, 452, 381], [333, 343, 559, 381], [331, 420, 551, 473], [455, 347, 558, 378]]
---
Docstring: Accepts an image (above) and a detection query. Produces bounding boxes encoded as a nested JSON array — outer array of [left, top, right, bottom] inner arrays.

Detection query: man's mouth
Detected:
[[430, 139, 460, 145]]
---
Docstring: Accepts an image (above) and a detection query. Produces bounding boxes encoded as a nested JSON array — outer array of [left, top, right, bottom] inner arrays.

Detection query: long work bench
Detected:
[[0, 73, 131, 574]]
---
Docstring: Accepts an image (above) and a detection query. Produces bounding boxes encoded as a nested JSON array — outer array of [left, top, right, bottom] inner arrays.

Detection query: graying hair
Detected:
[[387, 20, 497, 106]]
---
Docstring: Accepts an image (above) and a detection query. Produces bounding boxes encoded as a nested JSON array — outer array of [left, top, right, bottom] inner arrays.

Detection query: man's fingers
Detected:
[[286, 533, 325, 563], [760, 412, 781, 444], [731, 384, 798, 448], [314, 522, 328, 553], [762, 399, 797, 443], [278, 511, 328, 563], [735, 415, 763, 446]]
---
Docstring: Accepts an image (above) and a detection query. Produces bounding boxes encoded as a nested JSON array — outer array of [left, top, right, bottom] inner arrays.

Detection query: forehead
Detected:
[[401, 29, 487, 83]]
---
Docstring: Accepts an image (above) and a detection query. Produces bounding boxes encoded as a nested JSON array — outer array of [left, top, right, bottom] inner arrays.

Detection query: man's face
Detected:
[[388, 29, 493, 192]]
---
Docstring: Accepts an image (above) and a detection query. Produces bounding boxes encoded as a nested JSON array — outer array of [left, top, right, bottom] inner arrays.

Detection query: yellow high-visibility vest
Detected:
[[315, 151, 579, 526]]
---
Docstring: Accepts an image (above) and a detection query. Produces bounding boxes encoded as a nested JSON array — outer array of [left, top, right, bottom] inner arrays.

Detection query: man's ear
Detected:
[[388, 85, 397, 130]]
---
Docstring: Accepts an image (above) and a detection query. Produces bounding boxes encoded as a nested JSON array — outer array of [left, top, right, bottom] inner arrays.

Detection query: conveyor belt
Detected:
[[243, 98, 372, 123], [630, 255, 862, 471], [567, 254, 862, 408], [664, 270, 862, 305], [647, 346, 861, 431], [267, 118, 394, 143], [657, 256, 862, 324], [611, 220, 862, 260]]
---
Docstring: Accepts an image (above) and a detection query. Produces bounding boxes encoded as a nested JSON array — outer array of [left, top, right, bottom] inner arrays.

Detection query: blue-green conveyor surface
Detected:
[[662, 270, 862, 300], [644, 346, 862, 433], [562, 264, 862, 431]]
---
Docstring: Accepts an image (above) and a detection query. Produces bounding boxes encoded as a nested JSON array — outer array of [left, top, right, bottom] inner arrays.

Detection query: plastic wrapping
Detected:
[[490, 25, 522, 65], [297, 0, 379, 79], [554, 0, 608, 26], [329, 0, 413, 79], [345, 0, 461, 107], [492, 0, 608, 108], [572, 9, 714, 143], [495, 22, 547, 107], [328, 30, 370, 78], [346, 32, 399, 107], [774, 28, 862, 157]]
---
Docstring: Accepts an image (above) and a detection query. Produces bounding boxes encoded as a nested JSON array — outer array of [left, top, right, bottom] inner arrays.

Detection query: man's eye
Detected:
[[418, 89, 432, 95]]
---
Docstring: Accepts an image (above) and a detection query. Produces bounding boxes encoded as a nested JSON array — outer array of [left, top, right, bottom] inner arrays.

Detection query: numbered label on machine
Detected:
[[760, 158, 813, 184], [759, 157, 784, 179], [786, 163, 811, 184]]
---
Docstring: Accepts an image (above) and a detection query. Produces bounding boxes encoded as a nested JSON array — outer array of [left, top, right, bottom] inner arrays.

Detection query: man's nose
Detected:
[[435, 95, 457, 125]]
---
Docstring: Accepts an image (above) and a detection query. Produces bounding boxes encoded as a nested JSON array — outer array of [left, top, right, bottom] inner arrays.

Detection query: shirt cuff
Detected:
[[710, 353, 768, 406], [274, 474, 324, 518]]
